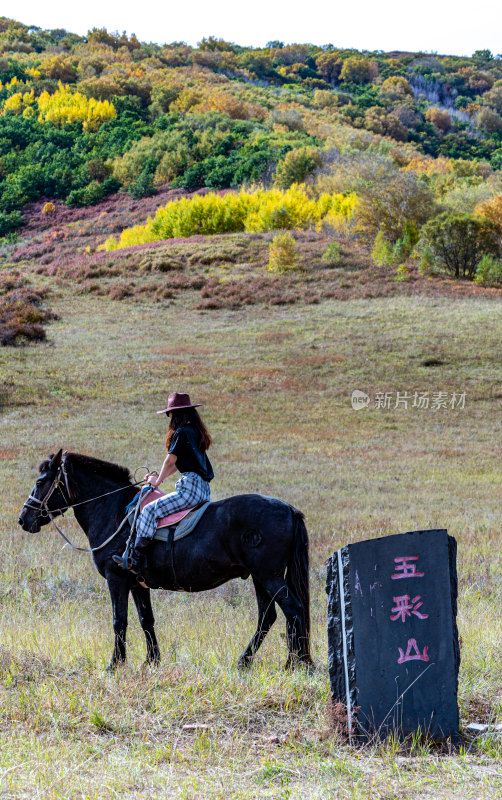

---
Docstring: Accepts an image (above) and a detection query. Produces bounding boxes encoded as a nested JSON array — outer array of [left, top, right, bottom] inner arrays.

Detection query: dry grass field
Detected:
[[0, 261, 501, 797]]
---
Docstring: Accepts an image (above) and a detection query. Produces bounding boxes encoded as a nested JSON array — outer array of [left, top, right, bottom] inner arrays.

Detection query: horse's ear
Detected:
[[50, 449, 63, 468]]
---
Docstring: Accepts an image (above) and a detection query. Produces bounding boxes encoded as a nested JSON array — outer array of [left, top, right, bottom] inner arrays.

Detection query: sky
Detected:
[[7, 0, 502, 56]]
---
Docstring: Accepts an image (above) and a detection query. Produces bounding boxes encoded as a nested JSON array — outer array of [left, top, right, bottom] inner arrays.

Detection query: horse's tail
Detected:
[[286, 506, 312, 664]]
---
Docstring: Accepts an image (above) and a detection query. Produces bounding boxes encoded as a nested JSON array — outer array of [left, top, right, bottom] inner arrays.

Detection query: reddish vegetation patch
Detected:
[[0, 274, 55, 346], [2, 190, 501, 312], [0, 447, 19, 459], [10, 187, 209, 270], [196, 274, 321, 309]]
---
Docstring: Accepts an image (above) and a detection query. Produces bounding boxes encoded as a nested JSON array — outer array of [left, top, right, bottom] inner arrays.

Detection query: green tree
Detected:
[[418, 212, 500, 279]]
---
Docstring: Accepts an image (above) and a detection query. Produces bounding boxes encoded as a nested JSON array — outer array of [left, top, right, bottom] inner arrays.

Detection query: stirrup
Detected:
[[112, 554, 140, 574]]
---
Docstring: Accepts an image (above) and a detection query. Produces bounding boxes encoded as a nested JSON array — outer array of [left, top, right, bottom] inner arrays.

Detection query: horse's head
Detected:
[[18, 449, 69, 533]]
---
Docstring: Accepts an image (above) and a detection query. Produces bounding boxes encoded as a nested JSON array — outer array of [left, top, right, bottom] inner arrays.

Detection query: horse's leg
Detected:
[[106, 574, 129, 670], [131, 585, 160, 666], [237, 577, 277, 670], [261, 578, 305, 670]]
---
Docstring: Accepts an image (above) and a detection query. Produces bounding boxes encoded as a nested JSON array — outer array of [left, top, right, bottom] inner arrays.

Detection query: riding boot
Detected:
[[113, 535, 151, 575]]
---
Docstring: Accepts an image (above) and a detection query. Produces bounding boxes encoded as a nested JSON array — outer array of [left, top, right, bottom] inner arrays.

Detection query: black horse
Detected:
[[18, 449, 312, 671]]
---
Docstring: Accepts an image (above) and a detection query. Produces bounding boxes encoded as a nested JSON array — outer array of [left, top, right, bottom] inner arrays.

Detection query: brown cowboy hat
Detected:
[[156, 392, 203, 414]]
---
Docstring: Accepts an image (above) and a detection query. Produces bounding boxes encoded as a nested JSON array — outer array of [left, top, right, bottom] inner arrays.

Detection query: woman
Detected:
[[114, 392, 213, 574]]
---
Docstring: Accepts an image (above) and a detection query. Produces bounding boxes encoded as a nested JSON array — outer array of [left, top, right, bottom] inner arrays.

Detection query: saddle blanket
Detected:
[[126, 487, 210, 542], [153, 501, 210, 542]]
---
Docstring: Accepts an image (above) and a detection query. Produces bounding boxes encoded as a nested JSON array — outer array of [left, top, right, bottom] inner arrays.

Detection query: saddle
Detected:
[[139, 488, 201, 529], [129, 487, 210, 542], [122, 487, 211, 590]]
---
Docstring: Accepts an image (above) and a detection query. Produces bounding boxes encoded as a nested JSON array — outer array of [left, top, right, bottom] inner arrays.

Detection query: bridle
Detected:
[[22, 452, 146, 553], [24, 457, 73, 518]]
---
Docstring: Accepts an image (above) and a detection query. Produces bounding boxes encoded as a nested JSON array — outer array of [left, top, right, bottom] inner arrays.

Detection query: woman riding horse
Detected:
[[114, 392, 213, 575]]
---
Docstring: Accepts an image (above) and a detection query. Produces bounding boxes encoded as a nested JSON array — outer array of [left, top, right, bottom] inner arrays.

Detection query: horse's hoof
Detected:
[[143, 658, 160, 669], [105, 660, 125, 673], [284, 655, 315, 672], [237, 655, 253, 671]]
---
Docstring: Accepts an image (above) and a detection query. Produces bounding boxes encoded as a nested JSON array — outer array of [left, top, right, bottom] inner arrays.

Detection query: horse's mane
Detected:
[[64, 452, 132, 485]]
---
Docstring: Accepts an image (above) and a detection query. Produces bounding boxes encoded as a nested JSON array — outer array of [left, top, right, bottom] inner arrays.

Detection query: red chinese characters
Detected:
[[391, 556, 425, 580], [390, 555, 429, 665], [397, 638, 429, 664], [390, 594, 429, 623]]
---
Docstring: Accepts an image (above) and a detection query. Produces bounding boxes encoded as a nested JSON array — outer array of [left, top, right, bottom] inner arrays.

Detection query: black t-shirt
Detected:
[[168, 424, 214, 482]]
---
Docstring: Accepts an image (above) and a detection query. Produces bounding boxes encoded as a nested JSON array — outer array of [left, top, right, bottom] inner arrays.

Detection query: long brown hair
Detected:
[[165, 407, 212, 452]]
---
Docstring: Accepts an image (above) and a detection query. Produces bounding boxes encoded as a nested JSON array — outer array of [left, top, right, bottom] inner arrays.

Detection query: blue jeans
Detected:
[[135, 472, 211, 541]]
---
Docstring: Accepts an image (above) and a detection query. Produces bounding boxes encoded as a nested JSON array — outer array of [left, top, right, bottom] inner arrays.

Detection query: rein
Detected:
[[23, 454, 149, 554]]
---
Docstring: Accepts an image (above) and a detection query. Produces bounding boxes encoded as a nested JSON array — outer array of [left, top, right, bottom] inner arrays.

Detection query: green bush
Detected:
[[321, 241, 341, 264], [371, 230, 393, 267], [128, 171, 155, 199], [418, 246, 436, 275], [474, 254, 502, 285], [0, 210, 22, 237], [418, 211, 500, 279], [273, 147, 322, 189], [66, 181, 105, 207]]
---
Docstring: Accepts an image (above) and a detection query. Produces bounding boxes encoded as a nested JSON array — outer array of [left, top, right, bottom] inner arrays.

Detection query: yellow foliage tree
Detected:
[[3, 89, 34, 115], [380, 76, 413, 100], [37, 82, 116, 130], [475, 195, 502, 232]]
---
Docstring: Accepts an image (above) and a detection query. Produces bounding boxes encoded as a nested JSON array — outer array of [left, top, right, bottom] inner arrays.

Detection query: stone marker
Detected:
[[326, 529, 460, 739]]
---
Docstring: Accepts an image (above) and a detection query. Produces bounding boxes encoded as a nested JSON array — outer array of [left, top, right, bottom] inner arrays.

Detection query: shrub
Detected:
[[0, 210, 22, 237], [66, 182, 104, 207], [0, 276, 53, 345], [395, 264, 408, 281], [356, 169, 435, 243], [42, 202, 56, 215], [321, 241, 341, 264], [418, 246, 436, 275], [391, 239, 408, 265], [104, 187, 358, 250], [37, 82, 117, 130], [82, 181, 105, 206], [274, 148, 322, 189], [474, 254, 502, 285], [128, 171, 155, 199], [268, 233, 297, 272], [418, 212, 500, 279], [371, 231, 393, 267]]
